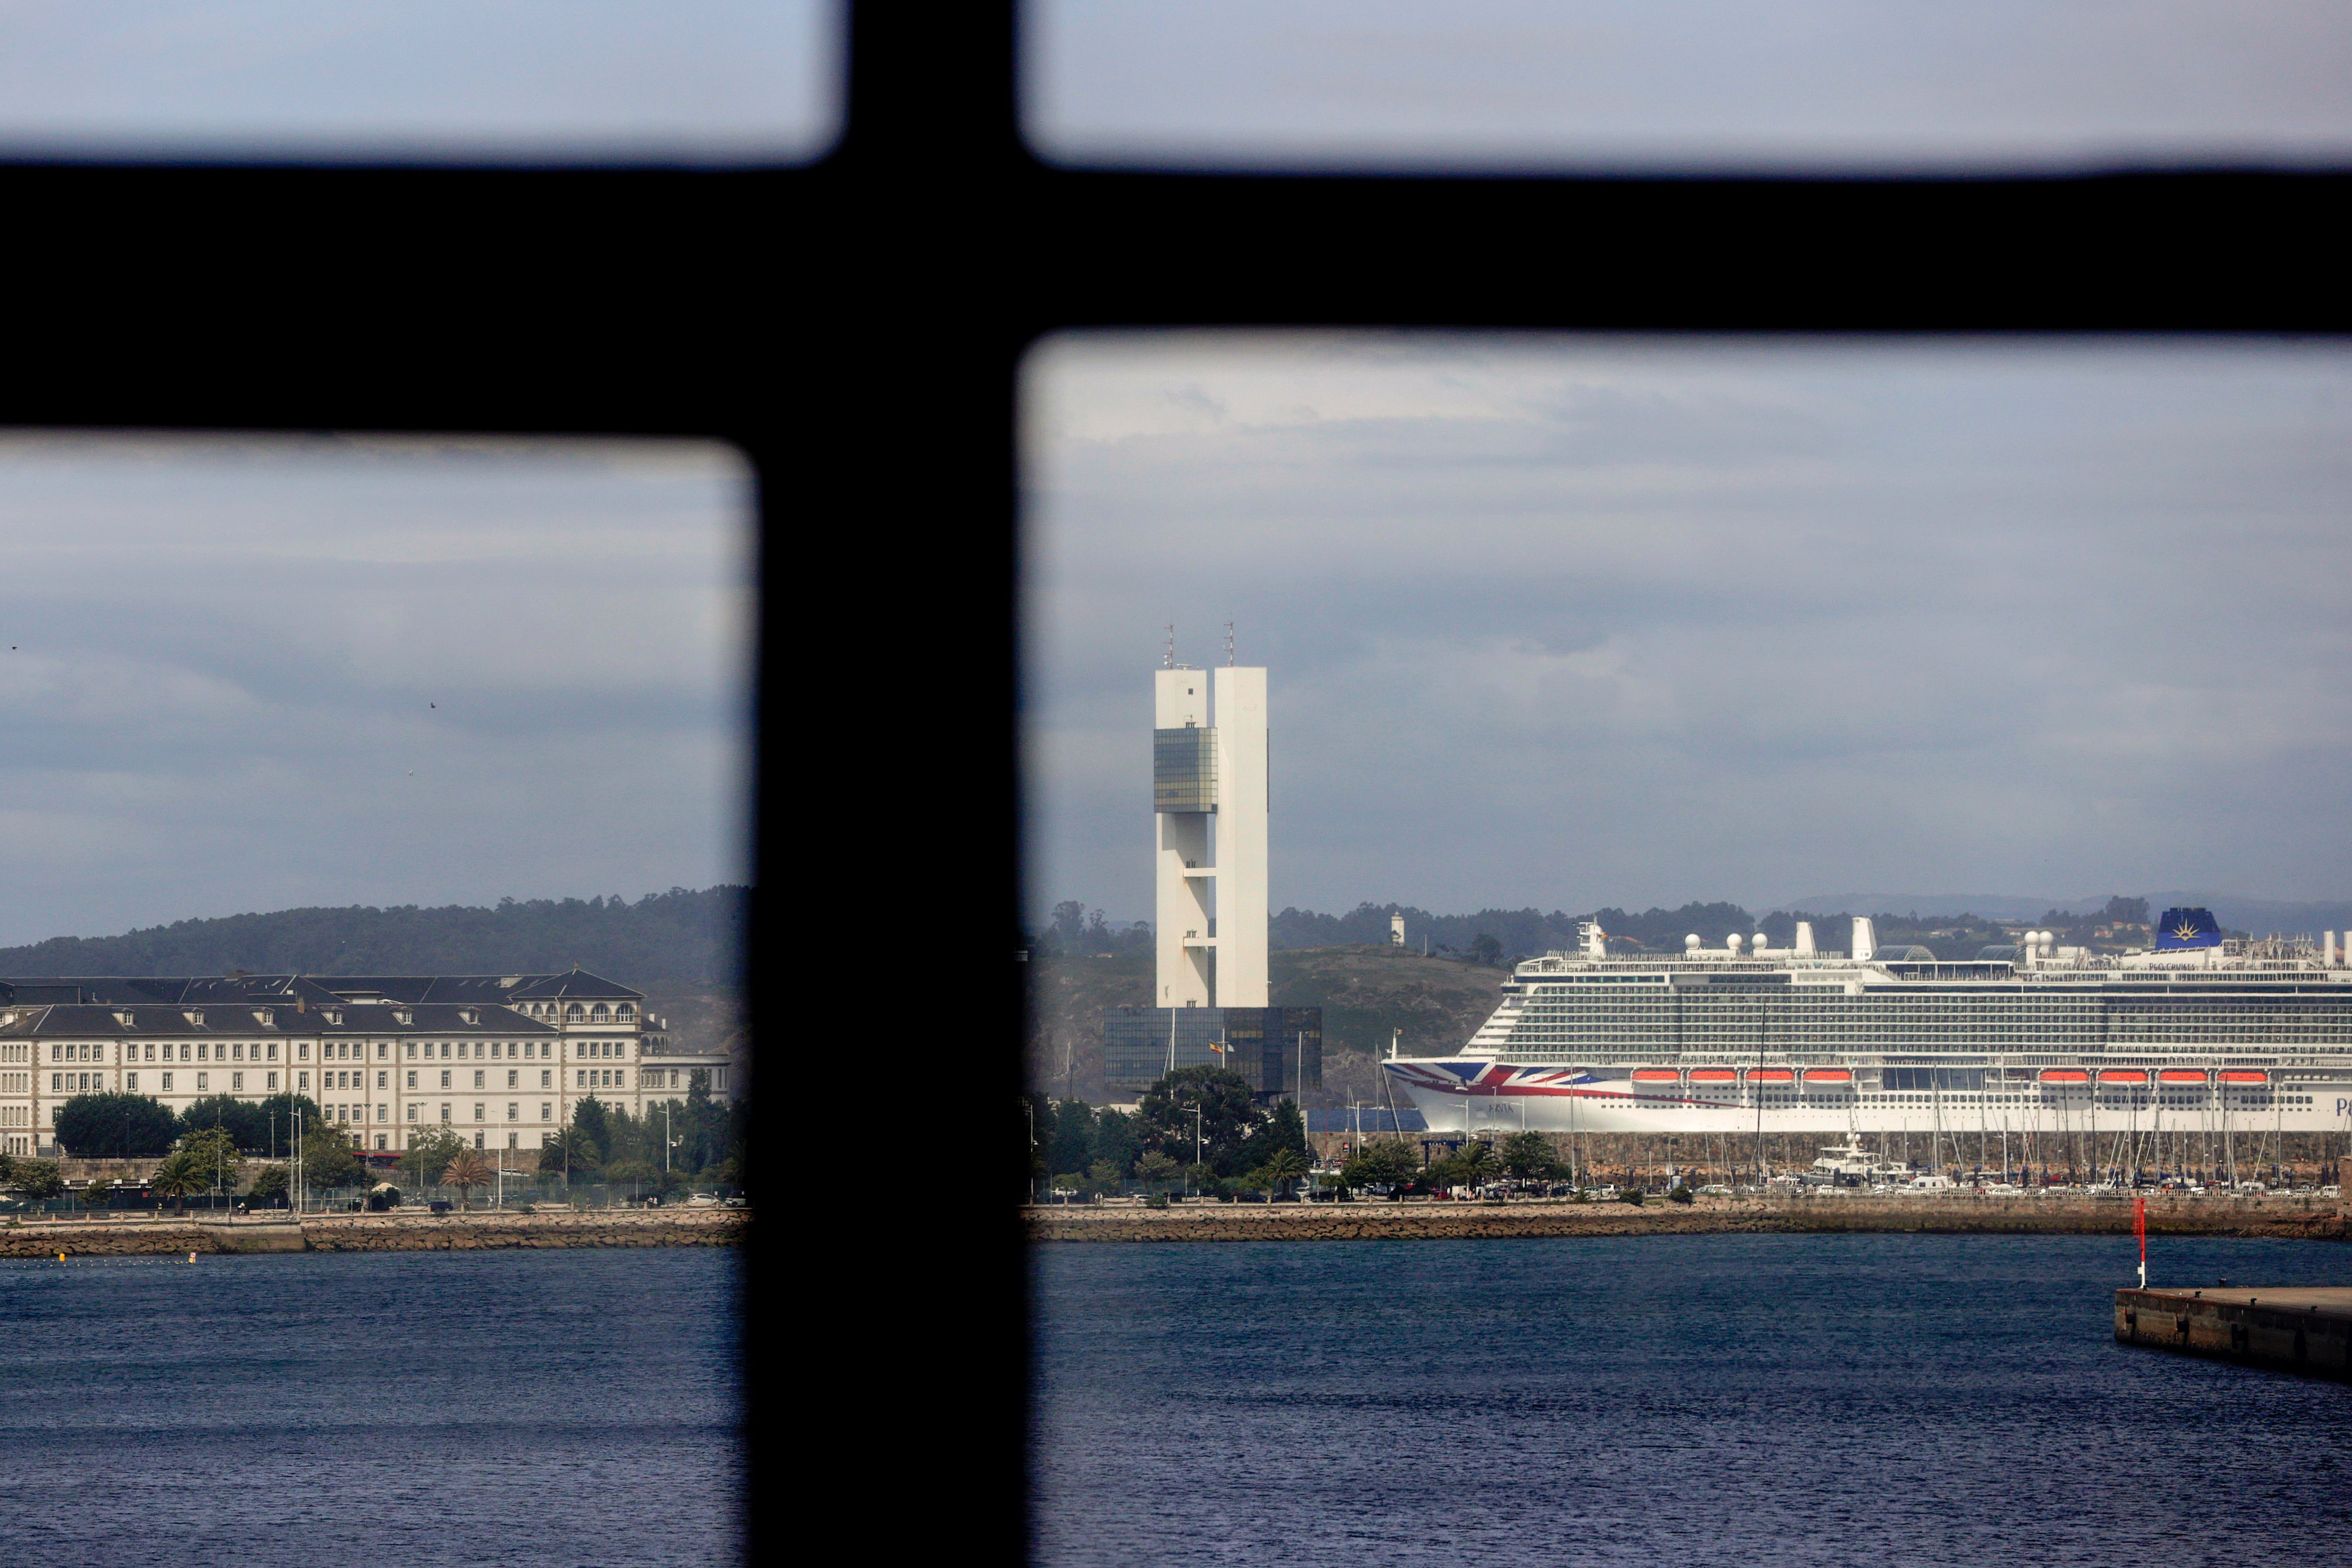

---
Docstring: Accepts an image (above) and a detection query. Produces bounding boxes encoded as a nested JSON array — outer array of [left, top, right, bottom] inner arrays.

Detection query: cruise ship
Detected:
[[1382, 910, 2352, 1142]]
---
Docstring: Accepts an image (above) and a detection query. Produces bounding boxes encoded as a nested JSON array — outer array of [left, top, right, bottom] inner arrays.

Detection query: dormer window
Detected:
[[184, 1010, 204, 1028], [394, 1009, 413, 1026], [590, 1004, 610, 1022], [324, 1008, 343, 1026], [566, 1004, 585, 1022], [254, 1008, 274, 1027], [616, 1004, 636, 1022], [116, 1011, 134, 1028], [460, 1008, 478, 1025]]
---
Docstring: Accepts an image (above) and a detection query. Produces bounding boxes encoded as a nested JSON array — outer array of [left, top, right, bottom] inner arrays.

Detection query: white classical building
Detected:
[[0, 969, 738, 1159]]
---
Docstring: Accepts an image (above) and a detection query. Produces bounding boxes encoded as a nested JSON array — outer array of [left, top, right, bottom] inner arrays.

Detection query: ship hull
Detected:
[[1382, 1057, 2352, 1138]]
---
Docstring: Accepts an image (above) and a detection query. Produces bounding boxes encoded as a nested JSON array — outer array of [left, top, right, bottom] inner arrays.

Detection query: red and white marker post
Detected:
[[2133, 1192, 2147, 1289]]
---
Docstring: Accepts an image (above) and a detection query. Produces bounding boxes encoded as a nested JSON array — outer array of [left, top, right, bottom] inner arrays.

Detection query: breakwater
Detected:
[[1029, 1195, 2352, 1244], [0, 1208, 745, 1257]]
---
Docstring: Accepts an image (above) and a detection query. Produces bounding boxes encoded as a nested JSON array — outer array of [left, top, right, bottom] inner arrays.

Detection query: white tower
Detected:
[[1152, 658, 1269, 1010]]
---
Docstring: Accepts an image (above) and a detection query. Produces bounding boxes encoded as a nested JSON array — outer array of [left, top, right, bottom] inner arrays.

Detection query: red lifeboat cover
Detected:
[[1802, 1068, 1852, 1082], [2039, 1069, 2089, 1083], [1748, 1069, 1795, 1083], [2157, 1069, 2207, 1083], [2218, 1070, 2269, 1084], [1688, 1068, 1738, 1082], [2096, 1069, 2149, 1084], [1631, 1069, 1680, 1081]]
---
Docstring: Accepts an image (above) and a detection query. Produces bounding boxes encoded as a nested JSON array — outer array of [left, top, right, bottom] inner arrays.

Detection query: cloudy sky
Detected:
[[1032, 0, 2352, 171], [0, 0, 830, 160], [1023, 337, 2352, 926], [0, 437, 754, 946]]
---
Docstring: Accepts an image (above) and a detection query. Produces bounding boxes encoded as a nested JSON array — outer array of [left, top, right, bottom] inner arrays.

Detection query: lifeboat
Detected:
[[1687, 1068, 1738, 1082], [1630, 1069, 1681, 1082], [2096, 1069, 2149, 1085], [2038, 1069, 2089, 1084], [1802, 1068, 1852, 1083], [2157, 1069, 2207, 1084], [2218, 1069, 2269, 1085], [1748, 1068, 1795, 1083]]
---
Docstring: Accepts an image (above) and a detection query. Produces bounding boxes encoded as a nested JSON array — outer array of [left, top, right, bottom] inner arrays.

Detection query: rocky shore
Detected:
[[0, 1208, 745, 1258], [1028, 1194, 2352, 1244]]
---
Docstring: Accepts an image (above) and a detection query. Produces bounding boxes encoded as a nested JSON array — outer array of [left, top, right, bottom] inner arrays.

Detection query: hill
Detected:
[[0, 887, 751, 1057], [1027, 944, 1507, 1106]]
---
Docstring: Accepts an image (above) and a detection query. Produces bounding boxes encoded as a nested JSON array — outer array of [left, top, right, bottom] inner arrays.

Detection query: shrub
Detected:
[[1619, 1187, 1645, 1206], [1668, 1185, 1696, 1205]]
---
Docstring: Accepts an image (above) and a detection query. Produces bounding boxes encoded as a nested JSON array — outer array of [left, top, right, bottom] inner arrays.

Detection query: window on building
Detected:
[[232, 1072, 244, 1090], [406, 1070, 417, 1089], [473, 1103, 484, 1121], [440, 1104, 450, 1123], [196, 1072, 208, 1090], [298, 1045, 309, 1060], [406, 1104, 417, 1121], [163, 1072, 174, 1091], [541, 1070, 552, 1089], [507, 1070, 518, 1088], [406, 1043, 416, 1058], [473, 1070, 484, 1088], [145, 1045, 156, 1061], [507, 1102, 518, 1120], [376, 1134, 388, 1151], [268, 1072, 278, 1089], [127, 1072, 138, 1091], [440, 1070, 451, 1088], [473, 1131, 485, 1149], [297, 1071, 308, 1089], [377, 1103, 388, 1122], [541, 1102, 552, 1121]]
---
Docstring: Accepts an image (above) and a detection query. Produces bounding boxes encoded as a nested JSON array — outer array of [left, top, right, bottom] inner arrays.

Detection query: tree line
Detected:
[[11, 1074, 746, 1204], [1023, 1065, 1310, 1199], [0, 884, 748, 988]]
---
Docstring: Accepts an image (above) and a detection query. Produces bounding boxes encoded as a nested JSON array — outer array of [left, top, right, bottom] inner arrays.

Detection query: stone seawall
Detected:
[[1028, 1197, 2352, 1244], [0, 1209, 745, 1258]]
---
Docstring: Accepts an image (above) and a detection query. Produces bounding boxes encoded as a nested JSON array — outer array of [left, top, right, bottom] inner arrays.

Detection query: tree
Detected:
[[14, 1160, 63, 1198], [1051, 1098, 1096, 1174], [443, 1147, 495, 1210], [178, 1126, 245, 1198], [1234, 1097, 1307, 1179], [539, 1126, 602, 1177], [1469, 932, 1504, 966], [1135, 1067, 1263, 1172], [52, 1092, 180, 1158], [1499, 1132, 1559, 1181], [248, 1165, 290, 1208], [1136, 1151, 1180, 1191], [1255, 1146, 1308, 1196], [180, 1094, 274, 1154], [1452, 1140, 1496, 1188], [150, 1150, 204, 1214], [1339, 1139, 1418, 1193], [79, 1179, 114, 1214], [255, 1093, 325, 1158], [401, 1128, 468, 1193], [571, 1096, 611, 1161], [299, 1124, 362, 1193]]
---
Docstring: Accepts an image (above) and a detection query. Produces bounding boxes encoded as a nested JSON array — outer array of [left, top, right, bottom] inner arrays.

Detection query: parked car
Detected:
[[428, 1200, 452, 1215]]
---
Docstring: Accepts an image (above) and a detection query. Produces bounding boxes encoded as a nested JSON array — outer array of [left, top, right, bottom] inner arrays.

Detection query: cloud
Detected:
[[1023, 335, 2352, 923], [0, 437, 753, 944]]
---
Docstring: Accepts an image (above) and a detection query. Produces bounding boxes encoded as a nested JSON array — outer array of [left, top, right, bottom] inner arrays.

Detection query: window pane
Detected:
[[1029, 0, 2352, 172], [0, 0, 837, 163]]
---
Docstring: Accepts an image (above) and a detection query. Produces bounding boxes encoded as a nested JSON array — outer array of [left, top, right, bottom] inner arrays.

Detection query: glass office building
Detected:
[[1103, 1006, 1322, 1099]]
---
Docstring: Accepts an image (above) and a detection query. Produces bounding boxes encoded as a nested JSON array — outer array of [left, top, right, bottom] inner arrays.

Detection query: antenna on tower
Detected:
[[1164, 624, 1176, 669], [1224, 620, 1235, 666]]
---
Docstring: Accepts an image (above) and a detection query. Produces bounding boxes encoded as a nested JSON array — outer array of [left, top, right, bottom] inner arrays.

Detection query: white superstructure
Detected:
[[1385, 912, 2352, 1144]]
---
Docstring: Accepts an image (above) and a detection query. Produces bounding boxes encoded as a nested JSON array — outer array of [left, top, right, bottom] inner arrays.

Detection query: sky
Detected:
[[1031, 0, 2352, 172], [1022, 336, 2352, 926], [0, 436, 755, 946], [0, 0, 833, 161]]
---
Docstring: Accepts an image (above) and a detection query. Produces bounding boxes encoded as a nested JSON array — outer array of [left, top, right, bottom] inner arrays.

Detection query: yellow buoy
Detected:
[[57, 1252, 65, 1263], [187, 1252, 197, 1263]]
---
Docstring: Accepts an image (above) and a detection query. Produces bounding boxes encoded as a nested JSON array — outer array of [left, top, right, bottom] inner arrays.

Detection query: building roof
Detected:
[[0, 970, 642, 1009], [0, 998, 560, 1038]]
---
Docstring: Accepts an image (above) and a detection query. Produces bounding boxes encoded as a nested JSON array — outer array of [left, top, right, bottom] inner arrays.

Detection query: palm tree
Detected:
[[150, 1151, 203, 1216], [1261, 1145, 1309, 1197], [1454, 1140, 1497, 1190], [442, 1148, 495, 1211]]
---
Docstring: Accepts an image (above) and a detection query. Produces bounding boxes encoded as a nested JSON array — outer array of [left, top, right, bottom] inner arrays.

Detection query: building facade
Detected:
[[0, 969, 738, 1159]]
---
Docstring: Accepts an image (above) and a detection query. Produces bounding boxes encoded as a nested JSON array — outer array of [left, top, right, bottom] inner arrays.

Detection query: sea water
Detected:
[[1, 1247, 740, 1566], [1034, 1233, 2352, 1566]]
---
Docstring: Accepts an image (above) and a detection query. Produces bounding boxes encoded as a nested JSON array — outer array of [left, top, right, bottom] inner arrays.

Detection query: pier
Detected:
[[2115, 1286, 2352, 1378]]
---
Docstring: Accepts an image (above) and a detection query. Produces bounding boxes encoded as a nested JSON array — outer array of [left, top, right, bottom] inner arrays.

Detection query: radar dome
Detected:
[[1685, 934, 1701, 950]]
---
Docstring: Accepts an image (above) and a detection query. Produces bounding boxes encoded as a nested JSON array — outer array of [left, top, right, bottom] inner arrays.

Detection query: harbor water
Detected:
[[1034, 1233, 2352, 1566], [2, 1247, 740, 1566]]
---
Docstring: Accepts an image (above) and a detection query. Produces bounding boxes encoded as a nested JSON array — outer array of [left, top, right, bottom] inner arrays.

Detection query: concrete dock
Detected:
[[2115, 1286, 2352, 1379]]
